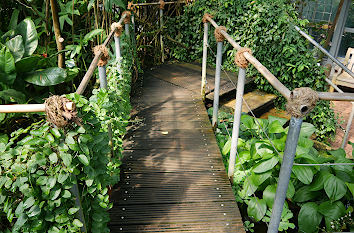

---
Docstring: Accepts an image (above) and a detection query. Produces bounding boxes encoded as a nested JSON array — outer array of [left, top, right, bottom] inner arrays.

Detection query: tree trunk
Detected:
[[49, 0, 65, 68]]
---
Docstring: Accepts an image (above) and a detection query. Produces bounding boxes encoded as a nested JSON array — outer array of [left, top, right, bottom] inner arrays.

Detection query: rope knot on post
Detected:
[[214, 26, 226, 42], [93, 45, 110, 67], [127, 1, 136, 12], [45, 96, 81, 128], [159, 0, 165, 9], [111, 22, 123, 37], [202, 13, 213, 23], [123, 11, 132, 24], [234, 47, 252, 68], [286, 87, 319, 118]]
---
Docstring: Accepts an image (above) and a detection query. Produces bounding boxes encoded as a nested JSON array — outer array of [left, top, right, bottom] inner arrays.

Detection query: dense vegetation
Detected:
[[164, 0, 337, 141], [211, 109, 354, 232], [0, 1, 133, 232]]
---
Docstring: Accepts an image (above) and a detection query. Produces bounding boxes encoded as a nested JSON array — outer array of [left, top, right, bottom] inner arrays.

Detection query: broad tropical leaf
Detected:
[[15, 18, 38, 56], [24, 67, 67, 86]]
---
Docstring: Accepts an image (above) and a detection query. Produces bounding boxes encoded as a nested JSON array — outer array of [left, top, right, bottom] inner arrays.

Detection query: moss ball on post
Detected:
[[214, 26, 226, 42], [111, 22, 123, 37], [234, 47, 252, 69], [202, 13, 213, 23], [159, 0, 165, 9], [286, 87, 319, 118], [123, 11, 132, 24], [93, 45, 110, 67]]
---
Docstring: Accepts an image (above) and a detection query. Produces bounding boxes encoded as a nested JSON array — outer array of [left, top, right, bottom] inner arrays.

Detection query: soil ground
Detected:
[[330, 101, 354, 157]]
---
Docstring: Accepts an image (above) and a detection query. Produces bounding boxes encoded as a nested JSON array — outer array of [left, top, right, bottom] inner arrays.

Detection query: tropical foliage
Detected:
[[212, 109, 354, 232]]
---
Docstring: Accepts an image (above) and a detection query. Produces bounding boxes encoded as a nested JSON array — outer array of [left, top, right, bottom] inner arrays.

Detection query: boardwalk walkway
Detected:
[[109, 63, 245, 232]]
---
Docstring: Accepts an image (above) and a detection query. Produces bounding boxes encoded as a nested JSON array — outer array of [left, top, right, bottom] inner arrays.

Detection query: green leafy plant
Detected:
[[212, 109, 353, 232]]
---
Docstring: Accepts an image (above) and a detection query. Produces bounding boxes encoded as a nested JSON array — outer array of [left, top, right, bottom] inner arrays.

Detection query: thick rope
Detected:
[[159, 0, 165, 9], [111, 22, 123, 37], [234, 47, 252, 68], [214, 26, 226, 42], [45, 96, 81, 128], [286, 87, 319, 118], [123, 11, 131, 24], [93, 45, 110, 67], [202, 13, 213, 23]]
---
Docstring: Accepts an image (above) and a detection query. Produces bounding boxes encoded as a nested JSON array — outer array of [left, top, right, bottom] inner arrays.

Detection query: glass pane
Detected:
[[338, 1, 354, 57]]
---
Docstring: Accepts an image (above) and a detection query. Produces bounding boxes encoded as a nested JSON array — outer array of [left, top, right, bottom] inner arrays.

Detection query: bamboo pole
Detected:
[[0, 104, 45, 113], [76, 13, 127, 95], [49, 0, 65, 68]]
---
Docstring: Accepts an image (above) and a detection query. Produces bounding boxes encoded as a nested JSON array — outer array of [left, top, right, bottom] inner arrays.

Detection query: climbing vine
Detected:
[[0, 57, 131, 232]]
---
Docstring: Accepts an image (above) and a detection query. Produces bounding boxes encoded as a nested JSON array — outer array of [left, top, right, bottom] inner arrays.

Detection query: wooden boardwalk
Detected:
[[109, 63, 245, 232]]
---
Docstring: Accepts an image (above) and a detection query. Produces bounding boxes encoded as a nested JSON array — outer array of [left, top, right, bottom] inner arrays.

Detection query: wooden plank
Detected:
[[109, 63, 245, 232]]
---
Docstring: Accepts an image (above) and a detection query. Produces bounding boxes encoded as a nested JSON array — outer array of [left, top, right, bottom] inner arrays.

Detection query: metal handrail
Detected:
[[201, 14, 354, 233]]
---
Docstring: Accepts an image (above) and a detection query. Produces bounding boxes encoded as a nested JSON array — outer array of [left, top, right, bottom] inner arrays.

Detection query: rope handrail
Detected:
[[0, 12, 129, 113], [203, 15, 354, 102]]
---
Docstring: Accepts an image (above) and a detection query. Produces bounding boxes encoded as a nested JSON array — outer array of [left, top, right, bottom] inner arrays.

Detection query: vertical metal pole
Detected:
[[114, 35, 122, 75], [71, 178, 87, 232], [328, 0, 350, 59], [228, 68, 246, 179], [201, 22, 209, 99], [98, 65, 114, 155], [98, 66, 107, 89], [341, 102, 354, 148], [125, 23, 130, 37], [212, 41, 223, 128], [160, 8, 165, 63], [268, 117, 303, 233]]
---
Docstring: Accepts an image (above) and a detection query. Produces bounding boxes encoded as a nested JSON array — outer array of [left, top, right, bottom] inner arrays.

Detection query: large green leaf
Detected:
[[318, 201, 345, 221], [24, 67, 67, 86], [309, 170, 331, 191], [263, 184, 276, 208], [298, 202, 322, 233], [15, 56, 40, 73], [15, 18, 38, 56], [268, 120, 284, 133], [5, 35, 24, 62], [9, 9, 20, 31], [0, 89, 26, 103], [83, 29, 104, 44], [268, 115, 288, 127], [0, 43, 16, 85], [324, 174, 347, 201], [299, 122, 315, 138], [293, 186, 320, 202], [286, 180, 295, 199], [247, 197, 267, 221], [250, 171, 272, 186], [253, 156, 279, 173], [346, 182, 354, 198], [292, 166, 314, 184]]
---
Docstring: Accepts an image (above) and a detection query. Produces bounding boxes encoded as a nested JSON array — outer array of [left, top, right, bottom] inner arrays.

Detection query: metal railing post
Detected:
[[98, 64, 114, 156], [212, 41, 223, 128], [341, 102, 354, 148], [228, 68, 246, 179], [268, 117, 303, 233], [201, 22, 209, 99], [114, 35, 122, 75], [125, 23, 130, 37], [159, 8, 165, 63], [71, 177, 87, 232]]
